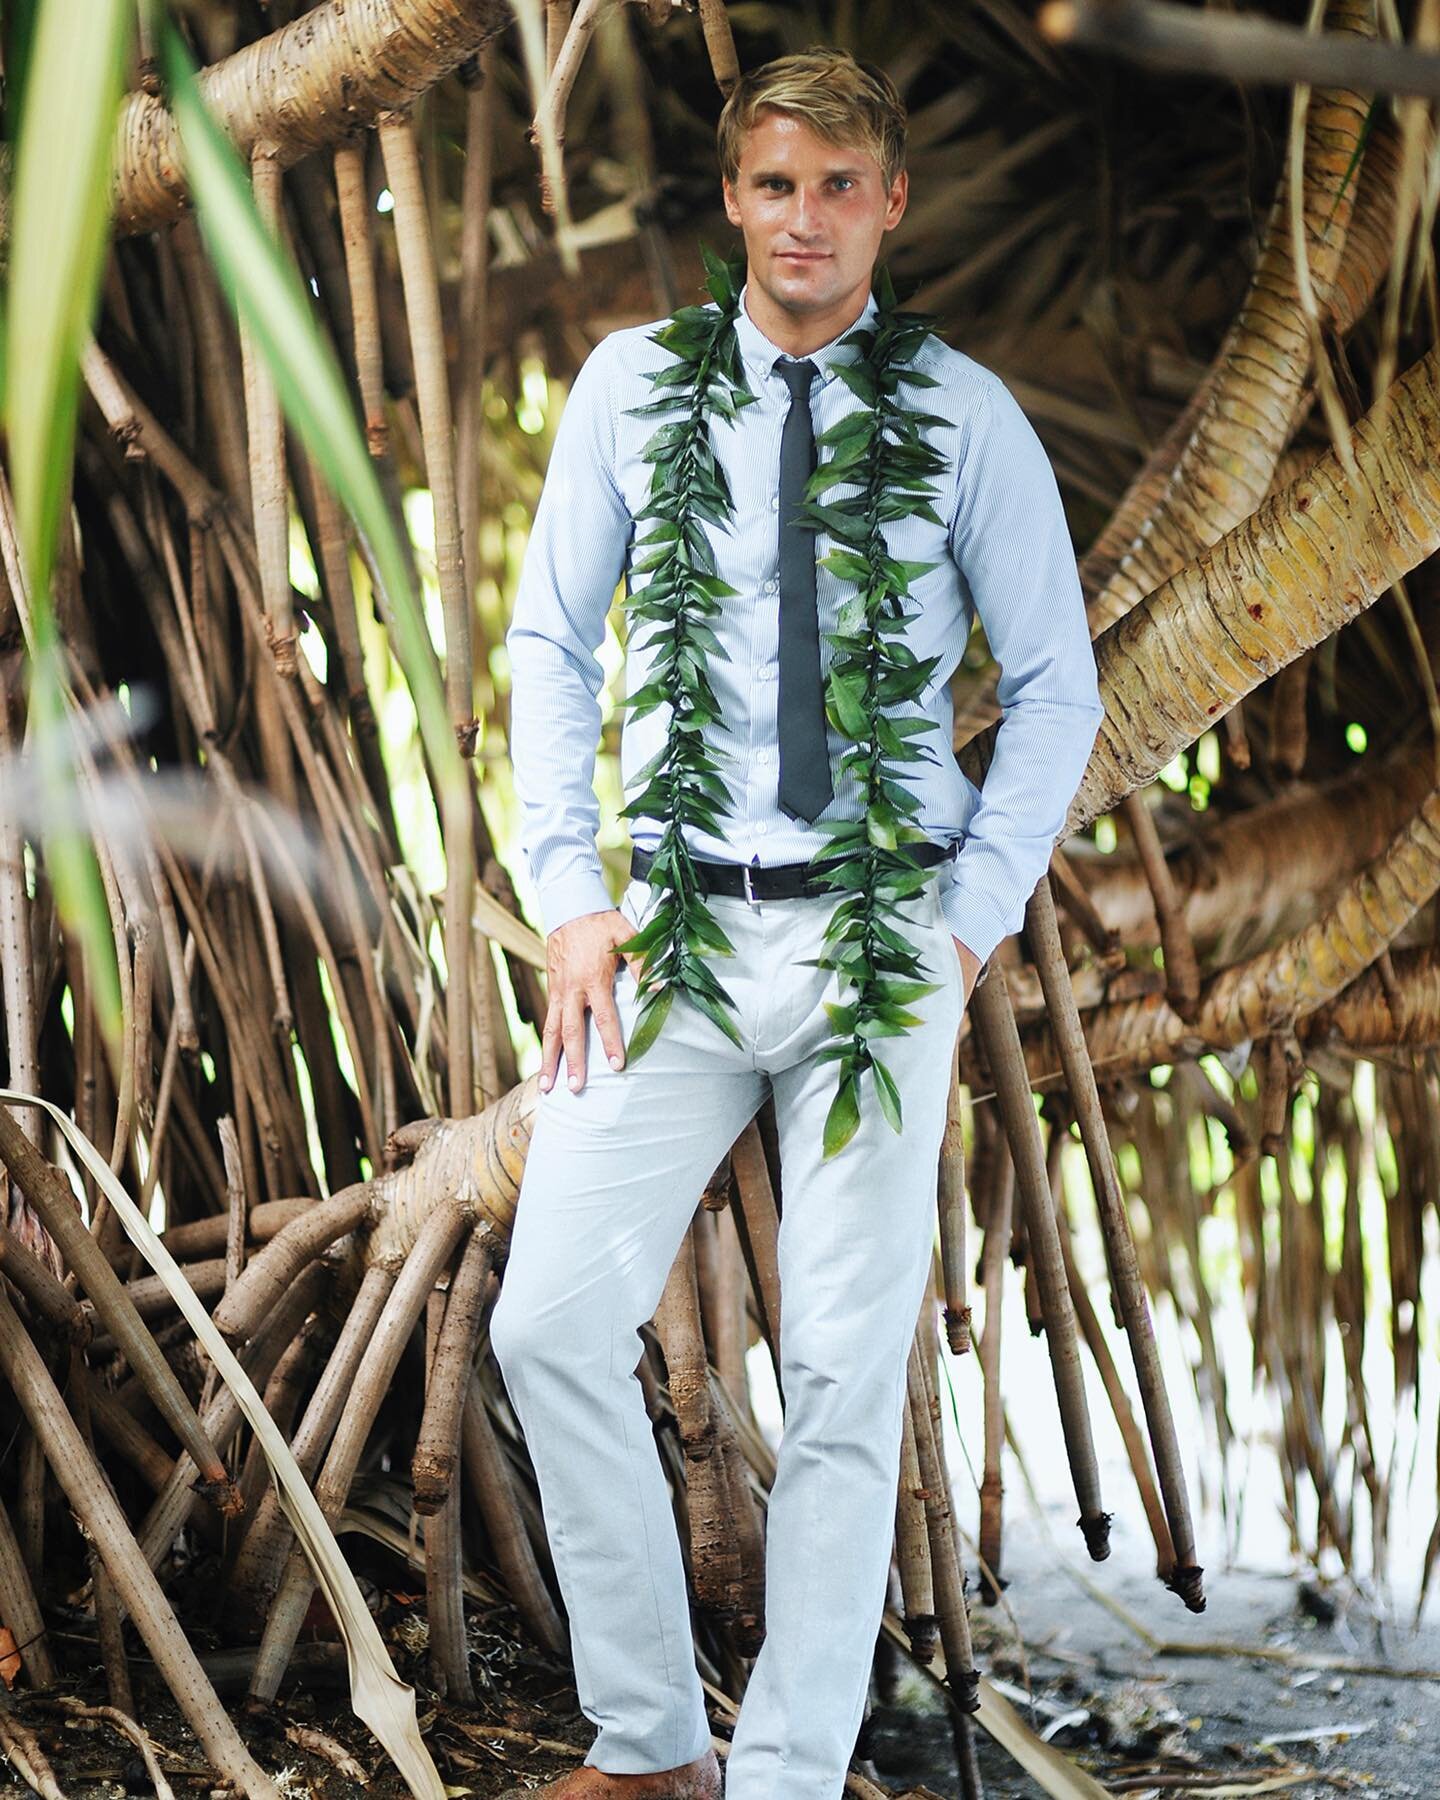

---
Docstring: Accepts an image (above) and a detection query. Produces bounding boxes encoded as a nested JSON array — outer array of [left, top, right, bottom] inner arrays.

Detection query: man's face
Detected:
[[721, 109, 907, 318]]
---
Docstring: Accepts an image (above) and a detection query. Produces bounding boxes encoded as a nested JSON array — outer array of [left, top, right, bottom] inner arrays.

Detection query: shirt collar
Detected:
[[732, 279, 880, 388]]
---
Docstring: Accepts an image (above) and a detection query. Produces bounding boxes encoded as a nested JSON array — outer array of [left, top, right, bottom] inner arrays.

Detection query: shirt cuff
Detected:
[[538, 868, 618, 937], [939, 877, 1011, 968]]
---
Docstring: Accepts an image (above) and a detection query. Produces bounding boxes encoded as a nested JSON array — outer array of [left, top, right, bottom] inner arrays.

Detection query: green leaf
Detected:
[[832, 362, 877, 406], [870, 1056, 904, 1132], [872, 1001, 925, 1029], [613, 911, 671, 956], [856, 1015, 911, 1041], [687, 982, 747, 1047], [803, 500, 871, 547], [822, 1073, 862, 1158], [639, 421, 694, 459], [630, 547, 676, 574], [819, 549, 875, 585], [878, 494, 945, 527], [827, 669, 870, 739], [866, 803, 900, 850], [625, 981, 676, 1060], [816, 410, 876, 448], [625, 393, 693, 418], [885, 556, 941, 591], [885, 977, 944, 1003], [877, 865, 935, 902], [678, 903, 735, 958]]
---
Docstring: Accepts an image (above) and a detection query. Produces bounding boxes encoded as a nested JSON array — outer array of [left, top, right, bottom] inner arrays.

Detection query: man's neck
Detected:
[[742, 274, 873, 360]]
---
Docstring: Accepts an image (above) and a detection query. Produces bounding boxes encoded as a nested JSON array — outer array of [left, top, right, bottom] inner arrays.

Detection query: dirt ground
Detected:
[[7, 1499, 1437, 1800]]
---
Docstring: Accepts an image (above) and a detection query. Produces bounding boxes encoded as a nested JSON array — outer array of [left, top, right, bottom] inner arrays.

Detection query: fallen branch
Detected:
[[47, 1698, 177, 1800]]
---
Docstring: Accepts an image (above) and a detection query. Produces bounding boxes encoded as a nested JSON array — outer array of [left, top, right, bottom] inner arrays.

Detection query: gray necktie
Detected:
[[775, 357, 833, 823]]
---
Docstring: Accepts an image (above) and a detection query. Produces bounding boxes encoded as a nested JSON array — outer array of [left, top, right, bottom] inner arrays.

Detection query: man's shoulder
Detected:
[[912, 330, 1007, 410], [587, 314, 692, 384]]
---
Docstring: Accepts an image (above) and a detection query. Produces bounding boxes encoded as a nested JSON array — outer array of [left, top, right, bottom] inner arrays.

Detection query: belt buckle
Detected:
[[743, 861, 758, 906]]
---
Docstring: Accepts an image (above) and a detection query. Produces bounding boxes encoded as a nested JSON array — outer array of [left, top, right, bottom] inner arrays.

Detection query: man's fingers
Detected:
[[537, 941, 637, 1094], [538, 1005, 564, 1093], [591, 983, 626, 1073], [561, 994, 587, 1091]]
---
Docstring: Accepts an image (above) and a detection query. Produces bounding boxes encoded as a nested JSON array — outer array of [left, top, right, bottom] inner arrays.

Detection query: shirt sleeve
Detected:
[[936, 377, 1105, 966], [504, 334, 632, 935]]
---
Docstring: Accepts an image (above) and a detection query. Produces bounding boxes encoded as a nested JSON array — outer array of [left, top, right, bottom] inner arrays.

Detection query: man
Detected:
[[492, 44, 1104, 1800]]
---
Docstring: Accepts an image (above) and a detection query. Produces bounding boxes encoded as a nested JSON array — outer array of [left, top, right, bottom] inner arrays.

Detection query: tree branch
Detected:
[[114, 0, 511, 236]]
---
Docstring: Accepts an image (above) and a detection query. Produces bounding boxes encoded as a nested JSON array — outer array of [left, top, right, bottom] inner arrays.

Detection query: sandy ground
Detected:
[[860, 1502, 1440, 1799]]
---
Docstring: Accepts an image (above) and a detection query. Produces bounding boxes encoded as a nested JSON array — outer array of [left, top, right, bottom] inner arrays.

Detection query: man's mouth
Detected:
[[776, 251, 829, 262]]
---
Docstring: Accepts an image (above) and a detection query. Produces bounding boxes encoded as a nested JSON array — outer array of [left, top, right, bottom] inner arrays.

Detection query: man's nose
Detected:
[[785, 187, 820, 235]]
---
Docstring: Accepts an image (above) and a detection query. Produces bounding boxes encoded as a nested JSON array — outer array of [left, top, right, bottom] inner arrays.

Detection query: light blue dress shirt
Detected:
[[504, 279, 1105, 967]]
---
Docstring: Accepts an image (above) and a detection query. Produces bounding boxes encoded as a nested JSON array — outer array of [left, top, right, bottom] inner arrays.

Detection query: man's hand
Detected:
[[539, 909, 644, 1094], [952, 935, 982, 1011]]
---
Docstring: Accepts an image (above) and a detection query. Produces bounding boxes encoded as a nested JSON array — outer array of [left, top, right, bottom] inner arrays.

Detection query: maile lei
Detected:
[[614, 246, 953, 1158]]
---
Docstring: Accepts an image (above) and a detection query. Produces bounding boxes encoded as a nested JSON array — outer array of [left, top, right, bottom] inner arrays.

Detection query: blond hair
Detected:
[[716, 46, 907, 192]]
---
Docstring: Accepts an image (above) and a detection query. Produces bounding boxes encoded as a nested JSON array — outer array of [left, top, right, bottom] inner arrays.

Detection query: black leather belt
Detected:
[[630, 838, 958, 903]]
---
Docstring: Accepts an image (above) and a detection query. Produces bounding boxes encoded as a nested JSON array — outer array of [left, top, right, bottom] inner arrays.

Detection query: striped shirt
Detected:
[[504, 279, 1104, 966]]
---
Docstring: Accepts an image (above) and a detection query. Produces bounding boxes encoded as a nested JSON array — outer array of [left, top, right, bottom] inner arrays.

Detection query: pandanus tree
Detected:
[[0, 0, 1438, 1796]]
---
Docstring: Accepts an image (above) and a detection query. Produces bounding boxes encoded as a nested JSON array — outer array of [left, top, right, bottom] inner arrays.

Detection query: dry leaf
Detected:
[[976, 1678, 1113, 1798], [0, 1626, 21, 1689]]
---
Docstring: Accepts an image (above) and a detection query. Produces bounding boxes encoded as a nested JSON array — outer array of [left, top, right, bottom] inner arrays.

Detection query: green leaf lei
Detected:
[[614, 246, 954, 1158]]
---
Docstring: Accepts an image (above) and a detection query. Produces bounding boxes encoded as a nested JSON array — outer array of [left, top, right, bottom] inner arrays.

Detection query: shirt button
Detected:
[[757, 749, 771, 765], [770, 495, 779, 511], [764, 578, 777, 593], [757, 821, 769, 836], [760, 666, 776, 681]]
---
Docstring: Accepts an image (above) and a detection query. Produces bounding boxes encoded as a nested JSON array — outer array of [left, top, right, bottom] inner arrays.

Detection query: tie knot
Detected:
[[776, 357, 818, 398]]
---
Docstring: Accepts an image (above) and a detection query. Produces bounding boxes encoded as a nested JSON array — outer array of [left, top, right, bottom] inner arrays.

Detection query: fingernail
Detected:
[[539, 1074, 551, 1090], [569, 1074, 580, 1089], [610, 1054, 623, 1069]]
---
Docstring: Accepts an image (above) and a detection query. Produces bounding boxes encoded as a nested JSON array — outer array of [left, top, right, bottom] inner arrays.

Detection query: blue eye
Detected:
[[757, 176, 852, 192]]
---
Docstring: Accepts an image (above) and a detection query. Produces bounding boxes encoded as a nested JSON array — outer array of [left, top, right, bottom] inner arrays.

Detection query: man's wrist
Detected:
[[539, 869, 619, 938], [939, 880, 1007, 968]]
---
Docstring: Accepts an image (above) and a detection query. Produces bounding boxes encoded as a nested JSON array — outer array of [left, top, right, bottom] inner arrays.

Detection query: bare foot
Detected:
[[493, 1748, 722, 1800]]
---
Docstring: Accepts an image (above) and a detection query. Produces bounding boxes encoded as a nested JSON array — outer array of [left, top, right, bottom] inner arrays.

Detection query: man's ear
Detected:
[[884, 168, 909, 231], [722, 175, 742, 229]]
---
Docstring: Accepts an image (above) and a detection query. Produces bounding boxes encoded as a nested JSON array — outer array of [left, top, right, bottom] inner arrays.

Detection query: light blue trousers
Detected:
[[489, 870, 963, 1800]]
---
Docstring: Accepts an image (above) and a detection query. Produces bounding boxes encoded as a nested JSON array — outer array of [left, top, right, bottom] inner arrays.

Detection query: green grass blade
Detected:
[[157, 20, 465, 818], [4, 0, 132, 1048]]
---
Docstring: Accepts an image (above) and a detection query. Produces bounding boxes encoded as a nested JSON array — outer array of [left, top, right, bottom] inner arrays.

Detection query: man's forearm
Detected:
[[507, 631, 616, 934], [504, 335, 632, 935], [941, 375, 1105, 966], [938, 691, 1104, 965]]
